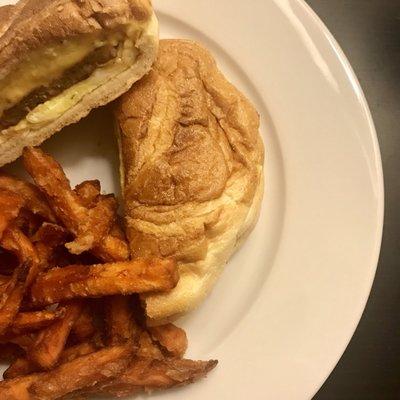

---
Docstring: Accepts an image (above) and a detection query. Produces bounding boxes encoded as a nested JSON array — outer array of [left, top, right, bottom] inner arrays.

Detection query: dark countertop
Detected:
[[304, 1, 400, 399]]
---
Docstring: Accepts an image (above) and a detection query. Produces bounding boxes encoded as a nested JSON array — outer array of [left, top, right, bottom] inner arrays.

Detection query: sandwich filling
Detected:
[[0, 16, 156, 130], [0, 45, 117, 129]]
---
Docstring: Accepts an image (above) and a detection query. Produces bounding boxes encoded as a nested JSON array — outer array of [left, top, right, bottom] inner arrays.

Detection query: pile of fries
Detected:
[[0, 147, 217, 399]]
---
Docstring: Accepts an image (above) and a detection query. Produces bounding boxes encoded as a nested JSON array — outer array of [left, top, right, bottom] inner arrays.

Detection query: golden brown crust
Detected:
[[0, 0, 153, 80], [83, 357, 218, 397], [115, 40, 264, 321], [0, 4, 19, 36]]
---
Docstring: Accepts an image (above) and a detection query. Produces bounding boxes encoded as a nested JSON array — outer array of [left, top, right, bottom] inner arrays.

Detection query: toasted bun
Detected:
[[0, 0, 158, 166], [115, 40, 264, 323]]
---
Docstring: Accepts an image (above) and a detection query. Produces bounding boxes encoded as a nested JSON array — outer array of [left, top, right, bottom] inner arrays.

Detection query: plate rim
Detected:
[[297, 0, 384, 396]]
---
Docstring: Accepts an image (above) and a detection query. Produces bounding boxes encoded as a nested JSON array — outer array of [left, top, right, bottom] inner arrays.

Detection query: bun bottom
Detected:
[[145, 169, 264, 326]]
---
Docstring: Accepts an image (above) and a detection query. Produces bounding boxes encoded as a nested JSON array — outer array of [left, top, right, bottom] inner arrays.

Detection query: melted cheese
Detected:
[[25, 57, 130, 125], [7, 15, 156, 130], [0, 36, 100, 114]]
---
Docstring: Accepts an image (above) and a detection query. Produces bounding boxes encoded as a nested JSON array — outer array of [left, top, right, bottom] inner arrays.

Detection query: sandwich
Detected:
[[115, 39, 264, 323], [0, 0, 159, 166]]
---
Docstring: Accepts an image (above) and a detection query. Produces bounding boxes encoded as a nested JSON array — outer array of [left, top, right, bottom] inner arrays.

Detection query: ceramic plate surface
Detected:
[[0, 0, 384, 399]]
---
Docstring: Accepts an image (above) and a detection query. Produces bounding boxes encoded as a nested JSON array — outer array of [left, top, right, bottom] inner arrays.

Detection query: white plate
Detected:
[[0, 0, 384, 399]]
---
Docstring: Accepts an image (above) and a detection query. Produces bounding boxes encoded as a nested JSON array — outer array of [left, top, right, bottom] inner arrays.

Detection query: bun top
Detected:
[[116, 39, 264, 260], [116, 40, 264, 320], [0, 0, 153, 79]]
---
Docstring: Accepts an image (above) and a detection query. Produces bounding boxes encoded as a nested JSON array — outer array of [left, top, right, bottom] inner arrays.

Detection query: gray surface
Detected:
[[304, 1, 400, 399]]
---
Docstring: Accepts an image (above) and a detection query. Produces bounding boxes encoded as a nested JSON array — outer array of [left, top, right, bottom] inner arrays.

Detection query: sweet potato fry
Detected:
[[0, 174, 56, 222], [74, 180, 101, 208], [4, 340, 98, 379], [7, 308, 66, 336], [91, 219, 129, 262], [90, 215, 129, 262], [31, 223, 69, 270], [59, 341, 99, 363], [110, 220, 126, 241], [105, 295, 139, 345], [0, 373, 40, 400], [0, 261, 29, 335], [0, 262, 26, 306], [91, 234, 129, 262], [76, 182, 129, 262], [0, 274, 10, 286], [0, 248, 18, 276], [65, 194, 117, 255], [0, 343, 23, 362], [74, 182, 126, 239], [0, 190, 24, 239], [22, 147, 116, 255], [13, 209, 43, 238], [28, 301, 82, 369], [137, 330, 164, 360], [28, 344, 134, 400], [71, 305, 96, 342], [1, 227, 40, 287], [3, 357, 35, 379], [82, 209, 129, 263], [0, 150, 216, 400], [30, 258, 179, 306], [0, 284, 24, 335], [149, 323, 188, 358], [75, 180, 128, 251], [23, 148, 129, 261], [22, 147, 87, 228], [83, 357, 218, 398], [31, 223, 69, 249], [3, 334, 36, 352]]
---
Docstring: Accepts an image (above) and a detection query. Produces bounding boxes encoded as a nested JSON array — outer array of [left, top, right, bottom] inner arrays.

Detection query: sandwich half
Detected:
[[0, 0, 158, 166], [115, 39, 264, 323]]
